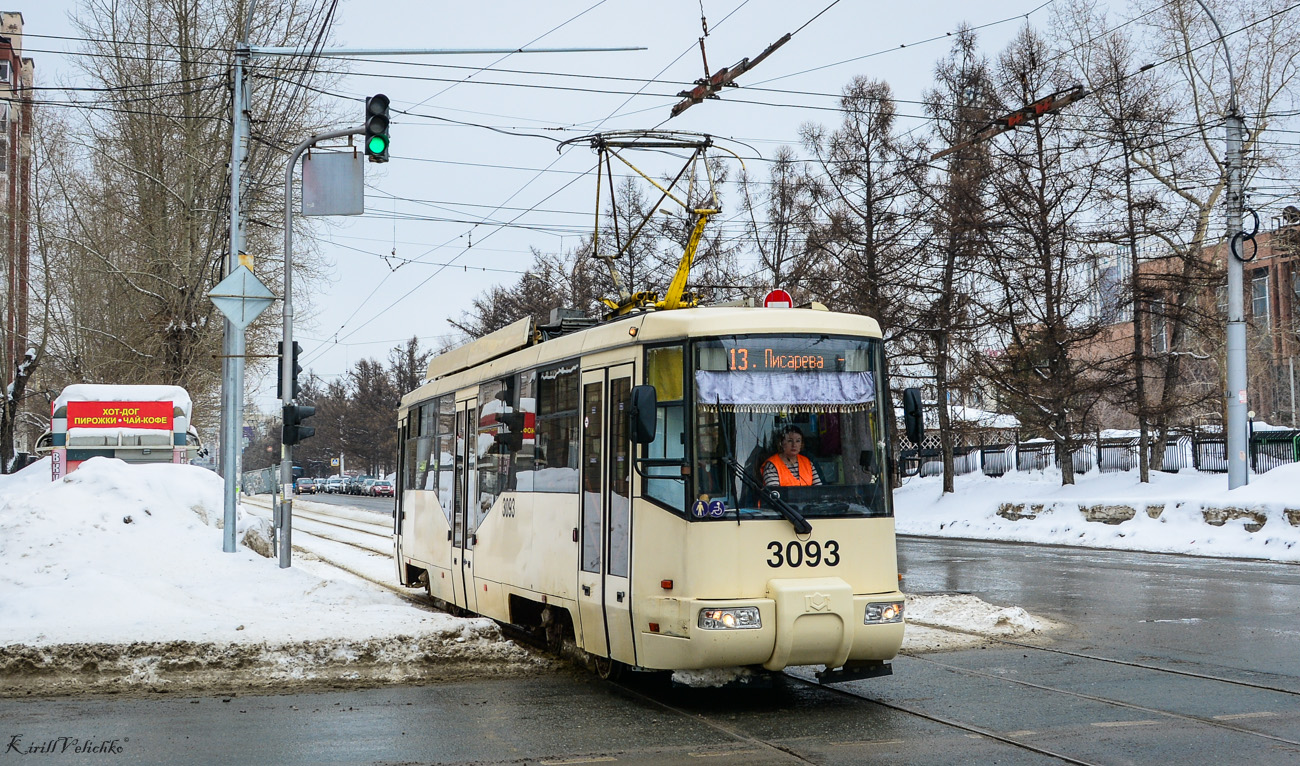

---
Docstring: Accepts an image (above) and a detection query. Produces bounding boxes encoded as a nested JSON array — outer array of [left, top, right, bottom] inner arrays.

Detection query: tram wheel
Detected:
[[543, 615, 566, 653], [592, 655, 623, 681]]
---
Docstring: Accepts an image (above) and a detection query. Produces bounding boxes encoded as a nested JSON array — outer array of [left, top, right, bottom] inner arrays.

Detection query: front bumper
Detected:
[[638, 578, 905, 671]]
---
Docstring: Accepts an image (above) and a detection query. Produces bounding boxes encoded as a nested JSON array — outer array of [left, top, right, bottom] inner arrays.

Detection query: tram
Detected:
[[394, 305, 917, 681]]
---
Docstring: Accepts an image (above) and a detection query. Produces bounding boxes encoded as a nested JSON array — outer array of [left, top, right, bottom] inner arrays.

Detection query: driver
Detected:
[[762, 425, 823, 487]]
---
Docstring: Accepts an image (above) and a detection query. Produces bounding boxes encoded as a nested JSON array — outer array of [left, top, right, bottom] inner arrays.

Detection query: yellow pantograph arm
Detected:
[[660, 212, 714, 310]]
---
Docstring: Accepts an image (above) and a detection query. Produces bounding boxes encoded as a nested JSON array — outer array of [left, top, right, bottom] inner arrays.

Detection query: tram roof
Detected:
[[404, 306, 881, 407]]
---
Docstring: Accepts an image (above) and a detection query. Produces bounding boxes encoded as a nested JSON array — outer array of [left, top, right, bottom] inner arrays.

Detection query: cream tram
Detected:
[[394, 305, 913, 681]]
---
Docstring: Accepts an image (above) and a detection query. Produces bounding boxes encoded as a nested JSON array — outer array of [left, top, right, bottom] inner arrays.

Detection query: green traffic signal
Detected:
[[365, 93, 390, 163]]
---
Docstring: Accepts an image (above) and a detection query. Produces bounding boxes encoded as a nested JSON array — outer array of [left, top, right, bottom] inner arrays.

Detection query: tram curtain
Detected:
[[695, 371, 876, 413]]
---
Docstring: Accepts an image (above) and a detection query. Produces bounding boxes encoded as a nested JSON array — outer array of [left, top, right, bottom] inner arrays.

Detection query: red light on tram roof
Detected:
[[661, 579, 673, 590]]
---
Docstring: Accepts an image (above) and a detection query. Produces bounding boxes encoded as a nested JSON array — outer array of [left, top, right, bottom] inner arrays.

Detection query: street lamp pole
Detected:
[[1192, 0, 1248, 489]]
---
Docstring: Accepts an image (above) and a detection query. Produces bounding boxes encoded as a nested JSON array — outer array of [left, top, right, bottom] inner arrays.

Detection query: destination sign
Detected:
[[726, 346, 842, 372]]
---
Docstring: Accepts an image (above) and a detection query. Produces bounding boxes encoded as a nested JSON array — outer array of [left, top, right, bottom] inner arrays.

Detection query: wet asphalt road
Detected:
[[296, 491, 395, 516], [4, 538, 1298, 765]]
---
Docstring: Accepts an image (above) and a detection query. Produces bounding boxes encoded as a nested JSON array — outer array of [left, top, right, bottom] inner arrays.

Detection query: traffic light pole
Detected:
[[279, 125, 363, 568], [220, 42, 251, 553]]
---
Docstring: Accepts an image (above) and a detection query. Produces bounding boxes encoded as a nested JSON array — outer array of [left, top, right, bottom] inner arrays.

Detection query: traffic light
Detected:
[[276, 341, 304, 400], [494, 410, 527, 452], [282, 403, 316, 446], [364, 94, 390, 163]]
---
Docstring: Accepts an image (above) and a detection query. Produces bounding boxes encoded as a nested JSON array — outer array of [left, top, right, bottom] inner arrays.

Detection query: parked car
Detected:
[[324, 477, 344, 494], [370, 479, 394, 497], [295, 478, 316, 495], [360, 478, 377, 495], [349, 475, 374, 495]]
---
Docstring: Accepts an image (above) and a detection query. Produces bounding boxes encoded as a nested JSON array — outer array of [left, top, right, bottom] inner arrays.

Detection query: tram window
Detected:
[[581, 381, 603, 574], [644, 345, 686, 511], [608, 377, 632, 578], [528, 362, 580, 493], [477, 378, 517, 522], [436, 396, 455, 522], [692, 335, 891, 520], [405, 402, 436, 493]]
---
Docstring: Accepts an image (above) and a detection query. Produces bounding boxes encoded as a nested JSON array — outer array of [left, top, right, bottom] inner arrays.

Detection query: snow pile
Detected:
[[895, 464, 1300, 562], [906, 594, 1056, 636], [0, 457, 545, 695], [671, 666, 764, 687], [900, 594, 1061, 654]]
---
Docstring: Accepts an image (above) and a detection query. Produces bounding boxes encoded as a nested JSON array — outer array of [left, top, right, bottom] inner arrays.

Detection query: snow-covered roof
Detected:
[[949, 405, 1020, 430], [53, 384, 193, 418]]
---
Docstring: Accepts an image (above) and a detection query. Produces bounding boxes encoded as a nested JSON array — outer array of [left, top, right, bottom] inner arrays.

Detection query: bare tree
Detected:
[[919, 26, 997, 493], [979, 27, 1116, 485], [32, 0, 339, 438], [1121, 0, 1300, 449], [800, 77, 930, 343]]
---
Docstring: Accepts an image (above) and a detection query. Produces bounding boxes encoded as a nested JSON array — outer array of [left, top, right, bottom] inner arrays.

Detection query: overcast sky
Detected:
[[22, 0, 1068, 411]]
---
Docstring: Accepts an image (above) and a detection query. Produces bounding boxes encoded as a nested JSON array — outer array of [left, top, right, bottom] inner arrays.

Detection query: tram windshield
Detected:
[[691, 335, 890, 520]]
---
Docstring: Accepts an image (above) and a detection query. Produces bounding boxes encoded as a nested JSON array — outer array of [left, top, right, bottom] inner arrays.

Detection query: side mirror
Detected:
[[903, 387, 924, 445], [629, 385, 658, 444]]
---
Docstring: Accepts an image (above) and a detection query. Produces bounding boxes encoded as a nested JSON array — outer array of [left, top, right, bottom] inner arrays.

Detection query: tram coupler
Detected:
[[816, 660, 892, 685]]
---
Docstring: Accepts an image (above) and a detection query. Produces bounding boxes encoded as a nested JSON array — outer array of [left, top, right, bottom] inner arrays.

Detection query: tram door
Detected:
[[576, 364, 637, 665], [451, 401, 480, 614]]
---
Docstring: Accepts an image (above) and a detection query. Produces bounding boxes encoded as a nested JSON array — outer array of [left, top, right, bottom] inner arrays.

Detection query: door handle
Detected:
[[616, 591, 625, 602], [582, 585, 591, 596]]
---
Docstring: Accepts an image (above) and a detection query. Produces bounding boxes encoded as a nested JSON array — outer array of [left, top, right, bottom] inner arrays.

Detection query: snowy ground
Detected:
[[0, 458, 546, 696], [894, 463, 1300, 562], [11, 457, 1286, 697]]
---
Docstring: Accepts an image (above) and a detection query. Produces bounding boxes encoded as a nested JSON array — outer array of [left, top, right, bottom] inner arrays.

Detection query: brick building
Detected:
[[1094, 212, 1300, 429], [1, 10, 34, 450]]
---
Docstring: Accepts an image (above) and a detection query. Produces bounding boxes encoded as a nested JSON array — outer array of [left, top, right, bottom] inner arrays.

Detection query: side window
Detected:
[[477, 378, 516, 523], [403, 406, 420, 493], [531, 362, 580, 493], [436, 396, 455, 522], [644, 345, 686, 511], [403, 403, 436, 494]]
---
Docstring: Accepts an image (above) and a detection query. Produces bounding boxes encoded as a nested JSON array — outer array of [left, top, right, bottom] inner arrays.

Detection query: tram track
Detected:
[[906, 618, 1300, 697], [903, 653, 1300, 748], [239, 496, 1300, 763]]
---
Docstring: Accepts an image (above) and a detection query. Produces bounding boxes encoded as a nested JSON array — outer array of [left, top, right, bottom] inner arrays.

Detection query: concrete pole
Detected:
[[1191, 0, 1248, 489], [280, 126, 362, 568], [1225, 113, 1248, 488], [220, 46, 250, 551]]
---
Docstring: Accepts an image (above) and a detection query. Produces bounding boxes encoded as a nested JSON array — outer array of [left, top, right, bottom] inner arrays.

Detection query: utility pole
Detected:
[[1191, 0, 1248, 489]]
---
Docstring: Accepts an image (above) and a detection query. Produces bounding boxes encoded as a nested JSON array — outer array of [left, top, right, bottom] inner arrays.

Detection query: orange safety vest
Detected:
[[764, 454, 816, 486]]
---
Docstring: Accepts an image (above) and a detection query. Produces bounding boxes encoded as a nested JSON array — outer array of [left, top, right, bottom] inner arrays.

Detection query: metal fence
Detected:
[[898, 428, 1296, 478], [241, 465, 278, 495]]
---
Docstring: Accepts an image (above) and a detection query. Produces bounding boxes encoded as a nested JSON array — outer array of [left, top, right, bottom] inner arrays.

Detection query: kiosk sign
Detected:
[[66, 401, 173, 430]]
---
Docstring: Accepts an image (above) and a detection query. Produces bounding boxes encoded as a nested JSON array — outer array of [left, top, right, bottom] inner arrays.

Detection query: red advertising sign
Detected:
[[66, 401, 174, 430]]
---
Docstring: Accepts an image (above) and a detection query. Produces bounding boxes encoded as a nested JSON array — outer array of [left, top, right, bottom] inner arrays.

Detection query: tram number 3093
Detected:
[[767, 539, 840, 568]]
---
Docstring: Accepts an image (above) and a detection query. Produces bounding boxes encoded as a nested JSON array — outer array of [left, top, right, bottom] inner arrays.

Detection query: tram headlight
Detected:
[[698, 607, 762, 630], [865, 601, 904, 624]]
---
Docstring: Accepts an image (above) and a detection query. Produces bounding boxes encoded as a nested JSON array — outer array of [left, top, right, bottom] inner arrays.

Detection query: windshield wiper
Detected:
[[723, 457, 812, 535]]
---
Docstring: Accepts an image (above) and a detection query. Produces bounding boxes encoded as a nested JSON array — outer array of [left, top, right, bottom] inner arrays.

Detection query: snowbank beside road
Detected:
[[895, 464, 1300, 562], [0, 458, 545, 695]]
